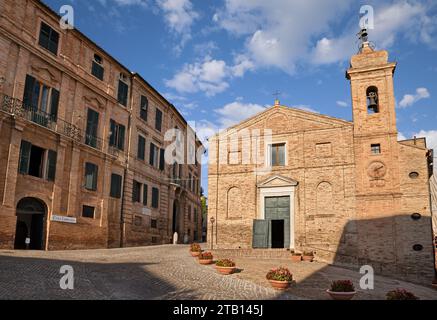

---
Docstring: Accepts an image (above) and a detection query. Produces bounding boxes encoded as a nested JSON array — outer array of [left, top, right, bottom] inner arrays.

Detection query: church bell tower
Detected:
[[346, 29, 401, 198]]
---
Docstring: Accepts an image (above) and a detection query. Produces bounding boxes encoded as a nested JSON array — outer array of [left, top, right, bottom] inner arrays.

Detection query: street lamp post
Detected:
[[210, 217, 215, 250]]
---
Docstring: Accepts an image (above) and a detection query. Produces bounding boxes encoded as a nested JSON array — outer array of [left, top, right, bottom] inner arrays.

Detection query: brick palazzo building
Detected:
[[208, 39, 436, 283], [0, 0, 202, 250]]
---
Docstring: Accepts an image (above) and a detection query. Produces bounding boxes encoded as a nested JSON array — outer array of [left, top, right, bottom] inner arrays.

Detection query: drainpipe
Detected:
[[120, 73, 134, 248]]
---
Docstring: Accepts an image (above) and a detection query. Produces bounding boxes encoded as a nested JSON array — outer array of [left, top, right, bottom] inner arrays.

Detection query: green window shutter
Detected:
[[143, 184, 148, 206], [159, 148, 165, 171], [117, 80, 128, 106], [18, 140, 32, 174], [50, 88, 59, 121], [149, 143, 155, 166], [46, 150, 57, 181], [118, 124, 125, 150], [252, 219, 269, 248], [152, 187, 159, 208], [140, 95, 148, 121], [155, 108, 162, 131], [137, 135, 145, 160], [110, 173, 122, 198], [109, 119, 116, 146], [23, 75, 36, 108]]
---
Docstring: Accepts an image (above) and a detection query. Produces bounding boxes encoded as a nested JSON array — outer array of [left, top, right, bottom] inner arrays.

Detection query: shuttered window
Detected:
[[19, 140, 32, 174], [137, 135, 146, 160], [155, 108, 162, 131], [38, 22, 59, 55], [109, 119, 125, 150], [117, 80, 128, 106], [23, 74, 59, 121], [110, 173, 122, 199], [46, 150, 57, 181], [159, 148, 165, 171], [132, 180, 142, 203], [140, 95, 148, 121], [152, 187, 159, 208], [149, 143, 159, 168]]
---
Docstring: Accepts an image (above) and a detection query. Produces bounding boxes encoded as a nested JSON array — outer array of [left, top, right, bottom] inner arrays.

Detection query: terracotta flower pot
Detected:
[[291, 255, 302, 262], [198, 258, 213, 265], [326, 290, 356, 300], [216, 266, 236, 275], [302, 255, 314, 262], [190, 251, 201, 257], [269, 280, 291, 290]]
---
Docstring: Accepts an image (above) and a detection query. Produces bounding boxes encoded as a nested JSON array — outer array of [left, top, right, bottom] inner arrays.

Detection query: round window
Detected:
[[411, 213, 421, 220], [409, 172, 419, 179], [412, 244, 423, 251]]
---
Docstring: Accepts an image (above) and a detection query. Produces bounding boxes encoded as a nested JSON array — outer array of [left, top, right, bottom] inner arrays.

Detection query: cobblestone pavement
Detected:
[[0, 245, 299, 300], [222, 256, 437, 300]]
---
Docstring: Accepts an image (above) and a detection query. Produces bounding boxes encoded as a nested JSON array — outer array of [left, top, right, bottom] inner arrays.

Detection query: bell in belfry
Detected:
[[367, 90, 378, 108]]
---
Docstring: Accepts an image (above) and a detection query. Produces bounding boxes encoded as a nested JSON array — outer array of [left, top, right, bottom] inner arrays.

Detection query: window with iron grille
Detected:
[[270, 143, 285, 166]]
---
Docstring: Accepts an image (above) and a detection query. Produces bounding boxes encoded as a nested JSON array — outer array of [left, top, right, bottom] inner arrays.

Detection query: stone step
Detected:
[[210, 248, 294, 259]]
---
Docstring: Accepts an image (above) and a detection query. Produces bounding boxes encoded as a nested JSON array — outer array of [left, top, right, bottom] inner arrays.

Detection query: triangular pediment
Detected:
[[214, 105, 352, 139], [257, 175, 298, 188]]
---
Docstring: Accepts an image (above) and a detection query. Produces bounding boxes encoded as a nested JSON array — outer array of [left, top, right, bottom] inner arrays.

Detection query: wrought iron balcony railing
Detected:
[[1, 93, 103, 152]]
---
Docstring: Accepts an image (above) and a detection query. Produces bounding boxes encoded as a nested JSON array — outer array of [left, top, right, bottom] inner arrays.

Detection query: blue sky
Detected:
[[44, 0, 437, 193]]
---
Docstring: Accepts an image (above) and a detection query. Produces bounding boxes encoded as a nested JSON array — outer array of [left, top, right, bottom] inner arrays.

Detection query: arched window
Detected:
[[366, 86, 379, 114]]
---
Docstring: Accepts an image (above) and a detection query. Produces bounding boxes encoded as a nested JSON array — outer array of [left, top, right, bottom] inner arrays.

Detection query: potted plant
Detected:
[[189, 243, 202, 257], [266, 267, 293, 290], [302, 251, 314, 262], [386, 289, 419, 300], [291, 252, 302, 262], [198, 251, 213, 265], [326, 280, 356, 300], [215, 259, 236, 275]]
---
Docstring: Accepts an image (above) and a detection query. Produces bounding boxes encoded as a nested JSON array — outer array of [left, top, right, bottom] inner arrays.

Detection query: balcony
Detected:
[[1, 93, 104, 152]]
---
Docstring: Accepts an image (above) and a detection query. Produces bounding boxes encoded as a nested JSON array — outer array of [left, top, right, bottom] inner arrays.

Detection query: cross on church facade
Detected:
[[272, 91, 281, 106]]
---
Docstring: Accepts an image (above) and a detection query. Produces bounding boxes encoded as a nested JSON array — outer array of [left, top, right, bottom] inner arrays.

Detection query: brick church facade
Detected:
[[207, 42, 435, 284], [0, 0, 202, 250]]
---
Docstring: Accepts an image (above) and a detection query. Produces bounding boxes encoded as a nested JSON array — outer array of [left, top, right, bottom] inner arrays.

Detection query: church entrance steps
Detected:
[[210, 248, 293, 260]]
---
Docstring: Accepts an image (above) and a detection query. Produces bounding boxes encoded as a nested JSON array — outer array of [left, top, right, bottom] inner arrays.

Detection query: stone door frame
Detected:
[[257, 175, 298, 249]]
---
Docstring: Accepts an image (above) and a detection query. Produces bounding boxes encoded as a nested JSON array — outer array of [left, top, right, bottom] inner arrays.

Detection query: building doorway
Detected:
[[14, 197, 46, 250], [271, 220, 284, 248]]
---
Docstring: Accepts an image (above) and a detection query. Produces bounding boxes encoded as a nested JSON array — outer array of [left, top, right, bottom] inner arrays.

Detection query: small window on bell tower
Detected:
[[366, 86, 379, 114]]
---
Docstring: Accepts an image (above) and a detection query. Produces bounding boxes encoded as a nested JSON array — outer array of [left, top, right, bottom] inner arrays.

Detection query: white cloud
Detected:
[[213, 1, 437, 72], [214, 101, 267, 127], [98, 0, 148, 8], [156, 0, 198, 34], [399, 87, 430, 108], [231, 54, 255, 77], [414, 130, 437, 151], [311, 2, 436, 65], [336, 100, 348, 107], [165, 54, 255, 96], [156, 0, 199, 53], [165, 57, 229, 96], [398, 132, 407, 141]]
